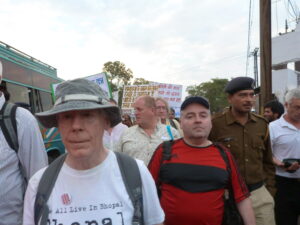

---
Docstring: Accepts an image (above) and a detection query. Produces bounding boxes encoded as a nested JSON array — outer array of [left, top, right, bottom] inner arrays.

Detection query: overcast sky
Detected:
[[1, 0, 298, 93]]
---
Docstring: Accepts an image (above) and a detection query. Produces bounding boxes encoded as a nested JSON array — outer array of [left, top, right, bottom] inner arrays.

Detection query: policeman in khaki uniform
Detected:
[[209, 77, 276, 225]]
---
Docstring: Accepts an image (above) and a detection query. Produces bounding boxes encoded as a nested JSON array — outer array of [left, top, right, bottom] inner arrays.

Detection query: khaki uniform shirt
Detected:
[[115, 123, 180, 165], [209, 110, 276, 195]]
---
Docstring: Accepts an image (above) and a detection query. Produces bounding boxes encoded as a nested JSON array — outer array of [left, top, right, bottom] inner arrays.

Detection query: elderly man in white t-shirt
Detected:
[[23, 79, 164, 225]]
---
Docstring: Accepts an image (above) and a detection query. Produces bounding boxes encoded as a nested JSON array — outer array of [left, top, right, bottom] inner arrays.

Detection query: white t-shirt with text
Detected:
[[23, 151, 164, 225]]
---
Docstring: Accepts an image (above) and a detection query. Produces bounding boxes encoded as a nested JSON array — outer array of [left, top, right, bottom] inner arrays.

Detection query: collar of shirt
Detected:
[[276, 114, 299, 131], [137, 122, 160, 137], [225, 109, 257, 125]]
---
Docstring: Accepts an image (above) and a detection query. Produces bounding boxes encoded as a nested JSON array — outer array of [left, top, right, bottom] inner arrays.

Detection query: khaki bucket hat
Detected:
[[36, 78, 121, 128]]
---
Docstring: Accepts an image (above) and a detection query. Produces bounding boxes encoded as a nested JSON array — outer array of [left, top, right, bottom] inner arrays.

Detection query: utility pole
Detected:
[[259, 0, 272, 113]]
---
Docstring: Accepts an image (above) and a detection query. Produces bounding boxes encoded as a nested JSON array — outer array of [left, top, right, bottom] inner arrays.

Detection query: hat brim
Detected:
[[36, 101, 119, 128]]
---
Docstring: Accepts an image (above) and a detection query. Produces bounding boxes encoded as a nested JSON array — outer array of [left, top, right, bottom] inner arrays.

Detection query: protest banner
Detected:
[[121, 82, 182, 118], [156, 82, 183, 118], [51, 72, 112, 101]]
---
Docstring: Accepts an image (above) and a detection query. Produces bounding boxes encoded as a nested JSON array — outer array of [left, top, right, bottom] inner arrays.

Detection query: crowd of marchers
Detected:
[[1, 59, 300, 225]]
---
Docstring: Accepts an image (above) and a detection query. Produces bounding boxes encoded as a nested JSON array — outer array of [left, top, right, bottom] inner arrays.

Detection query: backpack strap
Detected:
[[34, 154, 67, 225], [214, 143, 231, 175], [115, 152, 143, 225], [214, 143, 236, 197], [0, 102, 19, 151], [162, 140, 174, 161], [0, 102, 27, 183]]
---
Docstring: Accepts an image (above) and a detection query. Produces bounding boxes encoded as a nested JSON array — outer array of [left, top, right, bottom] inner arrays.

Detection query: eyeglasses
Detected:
[[156, 106, 167, 110]]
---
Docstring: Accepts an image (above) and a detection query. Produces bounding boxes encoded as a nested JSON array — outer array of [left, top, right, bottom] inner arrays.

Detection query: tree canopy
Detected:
[[133, 77, 150, 85], [103, 61, 133, 92], [186, 78, 229, 113], [103, 61, 134, 105]]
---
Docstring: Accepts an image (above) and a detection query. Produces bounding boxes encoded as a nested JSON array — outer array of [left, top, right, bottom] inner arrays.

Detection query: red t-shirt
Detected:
[[148, 138, 249, 225]]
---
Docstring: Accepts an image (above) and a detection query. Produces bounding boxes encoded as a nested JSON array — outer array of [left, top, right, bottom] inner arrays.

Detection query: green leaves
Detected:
[[187, 78, 229, 113], [103, 61, 133, 91]]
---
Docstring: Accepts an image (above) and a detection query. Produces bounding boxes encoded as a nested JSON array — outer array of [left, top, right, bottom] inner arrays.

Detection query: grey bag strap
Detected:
[[0, 102, 28, 183], [115, 151, 144, 225], [34, 154, 67, 225], [0, 102, 19, 151]]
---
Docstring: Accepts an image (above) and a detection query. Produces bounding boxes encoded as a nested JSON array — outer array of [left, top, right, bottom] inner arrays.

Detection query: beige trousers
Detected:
[[249, 185, 276, 225]]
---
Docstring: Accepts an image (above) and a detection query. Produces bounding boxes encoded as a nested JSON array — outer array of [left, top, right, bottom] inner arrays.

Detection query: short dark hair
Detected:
[[264, 100, 284, 118]]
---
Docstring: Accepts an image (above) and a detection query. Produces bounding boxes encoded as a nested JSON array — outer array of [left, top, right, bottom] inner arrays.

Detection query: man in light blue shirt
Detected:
[[0, 60, 48, 225]]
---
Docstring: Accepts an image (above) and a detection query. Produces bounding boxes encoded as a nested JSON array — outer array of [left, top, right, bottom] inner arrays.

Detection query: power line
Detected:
[[288, 0, 298, 19], [246, 0, 254, 77], [275, 0, 279, 33]]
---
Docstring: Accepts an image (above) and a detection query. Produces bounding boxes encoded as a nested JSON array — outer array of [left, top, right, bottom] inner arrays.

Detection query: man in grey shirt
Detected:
[[0, 60, 48, 225]]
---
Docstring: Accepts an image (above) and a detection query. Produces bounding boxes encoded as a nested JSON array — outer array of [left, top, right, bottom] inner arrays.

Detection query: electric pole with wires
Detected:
[[259, 0, 272, 113]]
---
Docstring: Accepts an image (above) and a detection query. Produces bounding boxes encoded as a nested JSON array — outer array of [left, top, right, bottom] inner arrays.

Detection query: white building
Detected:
[[272, 22, 300, 102]]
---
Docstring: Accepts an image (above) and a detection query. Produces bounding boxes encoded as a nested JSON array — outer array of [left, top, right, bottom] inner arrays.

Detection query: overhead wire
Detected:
[[275, 0, 279, 33], [246, 0, 254, 77], [288, 0, 298, 19]]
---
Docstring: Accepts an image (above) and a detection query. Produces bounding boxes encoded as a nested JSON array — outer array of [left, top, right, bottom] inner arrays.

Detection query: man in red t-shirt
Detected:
[[148, 96, 256, 225]]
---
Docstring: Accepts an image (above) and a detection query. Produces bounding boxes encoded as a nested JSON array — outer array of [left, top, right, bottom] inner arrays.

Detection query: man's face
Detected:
[[57, 109, 108, 159], [133, 98, 155, 126], [180, 103, 212, 140], [169, 110, 175, 120], [228, 90, 255, 113], [155, 100, 168, 120], [285, 98, 300, 123], [263, 107, 276, 122]]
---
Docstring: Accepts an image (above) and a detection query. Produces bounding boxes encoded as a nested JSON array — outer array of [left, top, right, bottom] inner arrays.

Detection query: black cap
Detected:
[[181, 96, 210, 111], [225, 77, 255, 94]]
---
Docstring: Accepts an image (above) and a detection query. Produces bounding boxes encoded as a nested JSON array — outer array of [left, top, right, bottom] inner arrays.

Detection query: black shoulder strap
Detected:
[[215, 143, 231, 176], [34, 154, 67, 225], [0, 102, 19, 152], [115, 152, 143, 225], [162, 140, 174, 161]]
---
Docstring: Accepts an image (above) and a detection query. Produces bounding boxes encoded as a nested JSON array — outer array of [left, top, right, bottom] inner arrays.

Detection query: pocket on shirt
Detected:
[[252, 134, 266, 159], [216, 136, 237, 150]]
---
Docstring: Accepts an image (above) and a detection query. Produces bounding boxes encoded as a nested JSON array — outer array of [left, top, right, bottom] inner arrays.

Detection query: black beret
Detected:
[[225, 77, 255, 94], [181, 96, 210, 111]]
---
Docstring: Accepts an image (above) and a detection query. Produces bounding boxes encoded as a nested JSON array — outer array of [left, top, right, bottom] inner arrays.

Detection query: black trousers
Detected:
[[275, 175, 300, 225]]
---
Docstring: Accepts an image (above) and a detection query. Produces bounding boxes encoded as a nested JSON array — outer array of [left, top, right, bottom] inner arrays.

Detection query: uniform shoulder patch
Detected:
[[212, 107, 229, 120], [251, 112, 268, 123], [211, 111, 225, 120]]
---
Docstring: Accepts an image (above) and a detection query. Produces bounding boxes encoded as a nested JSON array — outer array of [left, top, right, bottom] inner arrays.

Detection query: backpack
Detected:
[[34, 151, 144, 225], [0, 102, 19, 151]]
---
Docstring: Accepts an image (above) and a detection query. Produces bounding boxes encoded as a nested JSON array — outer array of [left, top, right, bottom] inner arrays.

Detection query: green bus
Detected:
[[0, 41, 65, 162]]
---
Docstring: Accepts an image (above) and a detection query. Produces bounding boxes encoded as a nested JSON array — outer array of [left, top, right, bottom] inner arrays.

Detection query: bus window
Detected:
[[33, 89, 53, 113], [6, 82, 30, 105]]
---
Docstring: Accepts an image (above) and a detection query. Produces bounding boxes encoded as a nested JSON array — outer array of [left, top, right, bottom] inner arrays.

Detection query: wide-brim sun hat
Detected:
[[36, 78, 121, 128]]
